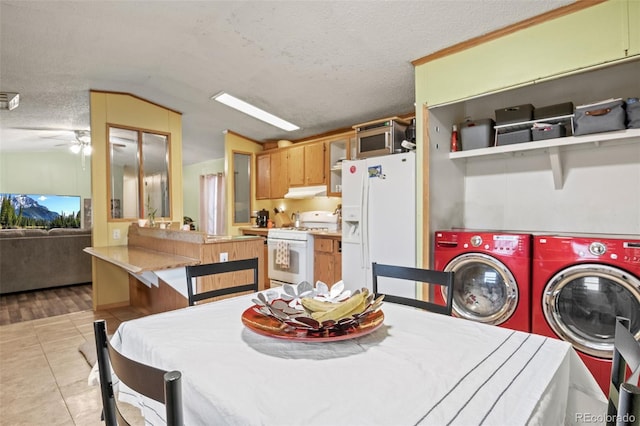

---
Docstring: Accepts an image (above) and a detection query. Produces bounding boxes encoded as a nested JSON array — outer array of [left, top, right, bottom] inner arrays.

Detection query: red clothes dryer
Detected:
[[532, 234, 640, 394], [434, 230, 532, 333]]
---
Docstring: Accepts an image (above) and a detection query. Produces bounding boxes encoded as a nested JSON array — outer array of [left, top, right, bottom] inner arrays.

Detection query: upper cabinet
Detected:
[[416, 1, 636, 108], [256, 149, 289, 200], [256, 152, 271, 200], [326, 131, 353, 197], [270, 149, 289, 199], [288, 143, 325, 187]]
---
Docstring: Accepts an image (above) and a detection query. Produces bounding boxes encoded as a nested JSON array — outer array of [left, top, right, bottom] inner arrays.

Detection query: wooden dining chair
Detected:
[[184, 257, 259, 306], [372, 262, 454, 315], [93, 319, 183, 426], [607, 316, 640, 426]]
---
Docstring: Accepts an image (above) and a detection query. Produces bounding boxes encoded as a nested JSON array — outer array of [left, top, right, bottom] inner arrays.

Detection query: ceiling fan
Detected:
[[54, 130, 93, 170]]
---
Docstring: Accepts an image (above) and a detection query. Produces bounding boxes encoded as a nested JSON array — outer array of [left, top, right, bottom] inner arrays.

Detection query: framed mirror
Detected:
[[107, 125, 171, 221], [142, 132, 170, 220], [108, 127, 139, 219], [232, 151, 252, 224]]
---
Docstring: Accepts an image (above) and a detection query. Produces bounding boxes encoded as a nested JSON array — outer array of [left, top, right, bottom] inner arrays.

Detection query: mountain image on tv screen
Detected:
[[0, 193, 81, 229]]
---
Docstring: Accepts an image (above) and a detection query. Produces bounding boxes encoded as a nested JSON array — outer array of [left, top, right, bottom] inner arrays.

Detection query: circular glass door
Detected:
[[443, 253, 518, 325], [543, 264, 640, 359]]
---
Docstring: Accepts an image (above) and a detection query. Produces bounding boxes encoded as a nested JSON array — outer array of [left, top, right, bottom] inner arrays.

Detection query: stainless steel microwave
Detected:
[[355, 118, 409, 159]]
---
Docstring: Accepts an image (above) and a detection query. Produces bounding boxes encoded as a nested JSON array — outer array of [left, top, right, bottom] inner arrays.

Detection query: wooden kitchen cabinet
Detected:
[[256, 152, 271, 199], [288, 142, 325, 187], [326, 131, 353, 197], [270, 149, 289, 199], [304, 142, 325, 185], [256, 149, 289, 199], [314, 236, 341, 286]]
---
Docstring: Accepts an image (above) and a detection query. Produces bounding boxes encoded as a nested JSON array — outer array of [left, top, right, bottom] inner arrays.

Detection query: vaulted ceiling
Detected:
[[0, 0, 574, 165]]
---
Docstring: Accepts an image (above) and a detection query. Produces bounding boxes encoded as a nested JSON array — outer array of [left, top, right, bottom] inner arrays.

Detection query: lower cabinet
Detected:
[[314, 236, 341, 286]]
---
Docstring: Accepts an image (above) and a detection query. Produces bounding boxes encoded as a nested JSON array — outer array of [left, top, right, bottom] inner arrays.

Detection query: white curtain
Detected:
[[199, 173, 225, 235]]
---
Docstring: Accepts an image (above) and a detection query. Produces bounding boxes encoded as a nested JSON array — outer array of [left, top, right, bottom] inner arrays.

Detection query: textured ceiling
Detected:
[[0, 0, 574, 165]]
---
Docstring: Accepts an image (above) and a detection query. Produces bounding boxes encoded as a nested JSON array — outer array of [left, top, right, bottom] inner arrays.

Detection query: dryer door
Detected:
[[443, 253, 518, 325], [543, 264, 640, 359]]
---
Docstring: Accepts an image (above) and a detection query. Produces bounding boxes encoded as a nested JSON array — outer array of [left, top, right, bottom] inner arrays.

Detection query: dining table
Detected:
[[106, 289, 607, 426]]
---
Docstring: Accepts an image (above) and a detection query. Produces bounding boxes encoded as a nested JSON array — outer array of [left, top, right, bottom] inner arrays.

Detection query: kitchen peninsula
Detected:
[[85, 225, 265, 313]]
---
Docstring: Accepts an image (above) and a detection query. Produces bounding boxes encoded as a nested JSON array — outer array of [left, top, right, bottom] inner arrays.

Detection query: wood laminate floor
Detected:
[[0, 284, 93, 326]]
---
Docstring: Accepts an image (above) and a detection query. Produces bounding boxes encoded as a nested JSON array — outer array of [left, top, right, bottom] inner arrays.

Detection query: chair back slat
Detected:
[[94, 320, 184, 426], [185, 258, 259, 306], [607, 317, 640, 426], [372, 262, 454, 315]]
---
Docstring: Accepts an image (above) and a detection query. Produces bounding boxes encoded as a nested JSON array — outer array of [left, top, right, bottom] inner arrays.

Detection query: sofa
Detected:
[[0, 228, 92, 294]]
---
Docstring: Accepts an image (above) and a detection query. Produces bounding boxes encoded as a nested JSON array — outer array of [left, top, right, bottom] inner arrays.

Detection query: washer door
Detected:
[[543, 264, 640, 359], [443, 253, 519, 325]]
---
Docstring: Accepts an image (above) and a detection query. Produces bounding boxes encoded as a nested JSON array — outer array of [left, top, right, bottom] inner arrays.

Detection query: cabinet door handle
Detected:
[[585, 108, 611, 116]]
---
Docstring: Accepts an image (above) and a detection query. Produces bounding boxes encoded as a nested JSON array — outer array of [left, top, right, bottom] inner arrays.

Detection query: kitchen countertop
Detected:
[[309, 230, 342, 239], [84, 246, 200, 274], [239, 226, 269, 236], [241, 227, 342, 239], [131, 224, 263, 244]]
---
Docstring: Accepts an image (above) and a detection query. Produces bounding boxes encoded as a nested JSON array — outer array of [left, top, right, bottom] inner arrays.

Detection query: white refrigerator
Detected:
[[341, 152, 416, 296]]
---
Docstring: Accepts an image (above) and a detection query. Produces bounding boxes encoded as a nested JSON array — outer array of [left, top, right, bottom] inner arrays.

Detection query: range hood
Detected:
[[284, 185, 327, 199]]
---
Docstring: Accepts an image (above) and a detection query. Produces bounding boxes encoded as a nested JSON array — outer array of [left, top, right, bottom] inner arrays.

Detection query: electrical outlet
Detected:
[[219, 252, 228, 262], [113, 229, 121, 240]]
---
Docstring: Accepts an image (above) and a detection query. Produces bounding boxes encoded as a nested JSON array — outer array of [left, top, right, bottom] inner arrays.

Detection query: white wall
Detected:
[[463, 142, 640, 234], [0, 151, 92, 227], [428, 59, 640, 238]]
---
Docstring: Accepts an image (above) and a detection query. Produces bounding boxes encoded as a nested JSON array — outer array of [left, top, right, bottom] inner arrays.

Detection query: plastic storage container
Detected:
[[496, 128, 532, 145], [459, 118, 495, 150], [495, 104, 534, 125]]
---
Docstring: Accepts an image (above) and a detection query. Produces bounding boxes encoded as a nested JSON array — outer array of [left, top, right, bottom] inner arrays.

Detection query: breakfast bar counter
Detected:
[[85, 225, 266, 313], [83, 245, 199, 274]]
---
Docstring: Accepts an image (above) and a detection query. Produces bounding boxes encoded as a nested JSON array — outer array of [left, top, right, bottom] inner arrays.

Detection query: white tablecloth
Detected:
[[110, 292, 607, 426]]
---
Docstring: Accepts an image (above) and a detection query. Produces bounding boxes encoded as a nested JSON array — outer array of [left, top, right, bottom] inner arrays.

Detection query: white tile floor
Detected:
[[0, 307, 145, 425]]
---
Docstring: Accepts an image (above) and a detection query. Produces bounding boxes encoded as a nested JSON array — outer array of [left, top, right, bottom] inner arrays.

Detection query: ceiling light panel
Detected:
[[211, 92, 300, 132], [0, 92, 20, 110]]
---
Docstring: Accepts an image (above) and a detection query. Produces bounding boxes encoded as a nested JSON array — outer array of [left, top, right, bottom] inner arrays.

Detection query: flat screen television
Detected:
[[0, 193, 82, 228]]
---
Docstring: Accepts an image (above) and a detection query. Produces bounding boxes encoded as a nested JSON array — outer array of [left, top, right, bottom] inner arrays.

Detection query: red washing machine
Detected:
[[434, 230, 532, 333], [532, 234, 640, 394]]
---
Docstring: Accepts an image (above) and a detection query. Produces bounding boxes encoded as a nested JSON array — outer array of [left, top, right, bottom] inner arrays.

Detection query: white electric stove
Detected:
[[267, 211, 339, 287]]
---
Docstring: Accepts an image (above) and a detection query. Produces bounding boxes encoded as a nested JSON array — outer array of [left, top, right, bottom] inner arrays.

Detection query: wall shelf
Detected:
[[449, 128, 640, 189]]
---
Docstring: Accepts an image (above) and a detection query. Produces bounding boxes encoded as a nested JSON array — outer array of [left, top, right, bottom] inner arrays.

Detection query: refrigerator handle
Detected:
[[361, 169, 369, 270]]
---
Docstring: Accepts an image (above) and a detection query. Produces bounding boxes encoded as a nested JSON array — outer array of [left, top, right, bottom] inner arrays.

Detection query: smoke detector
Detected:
[[0, 92, 20, 110]]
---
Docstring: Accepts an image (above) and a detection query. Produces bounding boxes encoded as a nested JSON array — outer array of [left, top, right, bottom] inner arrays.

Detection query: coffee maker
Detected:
[[257, 209, 269, 228]]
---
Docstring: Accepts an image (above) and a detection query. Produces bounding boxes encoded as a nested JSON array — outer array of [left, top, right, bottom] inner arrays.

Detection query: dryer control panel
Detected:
[[535, 236, 640, 270], [435, 230, 531, 257]]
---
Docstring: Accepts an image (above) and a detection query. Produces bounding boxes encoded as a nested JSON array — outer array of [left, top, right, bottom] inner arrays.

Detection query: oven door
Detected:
[[267, 238, 308, 285]]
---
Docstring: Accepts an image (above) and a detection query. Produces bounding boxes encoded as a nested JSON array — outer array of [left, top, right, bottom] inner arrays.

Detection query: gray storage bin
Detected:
[[459, 118, 495, 150], [495, 104, 534, 125], [627, 99, 640, 128], [534, 102, 574, 120], [496, 128, 532, 145], [574, 98, 625, 135], [532, 123, 567, 141]]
